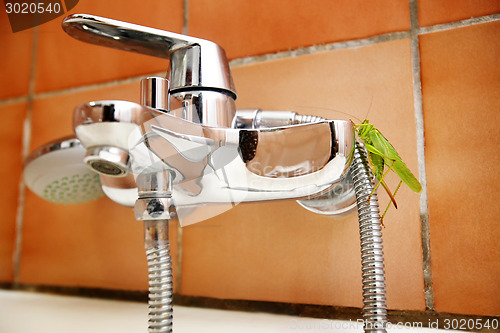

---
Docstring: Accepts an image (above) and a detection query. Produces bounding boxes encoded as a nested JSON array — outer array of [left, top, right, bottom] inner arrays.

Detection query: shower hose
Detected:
[[352, 141, 388, 333], [144, 219, 173, 333]]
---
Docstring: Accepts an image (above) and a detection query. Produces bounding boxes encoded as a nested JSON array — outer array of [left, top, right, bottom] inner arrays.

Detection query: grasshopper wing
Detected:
[[369, 129, 422, 193], [393, 159, 422, 193]]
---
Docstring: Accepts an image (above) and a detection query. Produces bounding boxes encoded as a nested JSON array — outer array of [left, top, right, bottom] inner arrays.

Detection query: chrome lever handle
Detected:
[[62, 14, 236, 98]]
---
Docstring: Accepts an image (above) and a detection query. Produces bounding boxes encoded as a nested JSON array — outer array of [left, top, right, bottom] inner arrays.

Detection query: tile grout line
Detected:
[[0, 74, 165, 106], [34, 72, 166, 99], [409, 0, 434, 311], [0, 96, 29, 107], [418, 13, 500, 34], [229, 31, 410, 67], [182, 0, 189, 35], [13, 26, 40, 287]]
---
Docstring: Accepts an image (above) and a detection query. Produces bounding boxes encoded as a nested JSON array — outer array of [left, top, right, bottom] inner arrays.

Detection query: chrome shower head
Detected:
[[24, 136, 104, 204]]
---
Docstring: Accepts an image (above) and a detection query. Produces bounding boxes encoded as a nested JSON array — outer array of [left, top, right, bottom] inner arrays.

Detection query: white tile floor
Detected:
[[0, 290, 465, 333]]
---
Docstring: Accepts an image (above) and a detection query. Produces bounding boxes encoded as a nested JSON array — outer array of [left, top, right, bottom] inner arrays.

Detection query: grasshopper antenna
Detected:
[[362, 94, 374, 121], [295, 105, 363, 123]]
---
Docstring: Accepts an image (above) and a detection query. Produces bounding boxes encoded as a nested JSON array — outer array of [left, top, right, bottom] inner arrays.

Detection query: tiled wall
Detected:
[[1, 0, 498, 318]]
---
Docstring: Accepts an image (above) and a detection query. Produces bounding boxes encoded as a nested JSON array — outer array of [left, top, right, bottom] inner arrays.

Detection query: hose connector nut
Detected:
[[134, 197, 175, 221]]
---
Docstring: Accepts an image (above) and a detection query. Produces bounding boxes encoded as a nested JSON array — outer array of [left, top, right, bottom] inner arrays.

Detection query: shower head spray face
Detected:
[[24, 136, 104, 204]]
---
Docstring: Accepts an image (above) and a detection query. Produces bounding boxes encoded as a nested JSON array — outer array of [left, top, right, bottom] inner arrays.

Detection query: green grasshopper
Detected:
[[352, 119, 422, 222]]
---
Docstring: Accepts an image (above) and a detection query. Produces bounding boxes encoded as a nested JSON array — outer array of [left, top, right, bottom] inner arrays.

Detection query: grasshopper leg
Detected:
[[381, 180, 403, 226], [367, 157, 398, 209]]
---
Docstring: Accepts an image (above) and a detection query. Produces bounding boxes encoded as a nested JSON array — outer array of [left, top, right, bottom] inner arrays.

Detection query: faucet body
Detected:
[[73, 100, 354, 224]]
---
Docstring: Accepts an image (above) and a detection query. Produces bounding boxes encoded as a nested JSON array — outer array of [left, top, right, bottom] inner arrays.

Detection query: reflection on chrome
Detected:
[[73, 100, 354, 225]]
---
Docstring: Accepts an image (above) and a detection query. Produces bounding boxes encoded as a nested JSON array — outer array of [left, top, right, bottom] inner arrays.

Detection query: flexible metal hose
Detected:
[[292, 113, 388, 331], [144, 220, 173, 333], [351, 142, 388, 333], [293, 114, 327, 124]]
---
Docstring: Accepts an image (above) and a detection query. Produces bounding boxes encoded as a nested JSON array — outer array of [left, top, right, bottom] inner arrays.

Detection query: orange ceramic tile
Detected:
[[420, 21, 500, 316], [0, 102, 27, 282], [0, 10, 33, 99], [181, 201, 364, 306], [188, 0, 410, 59], [19, 191, 146, 289], [180, 39, 426, 310], [30, 80, 140, 150], [418, 0, 500, 27], [20, 190, 180, 291], [35, 0, 183, 93]]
